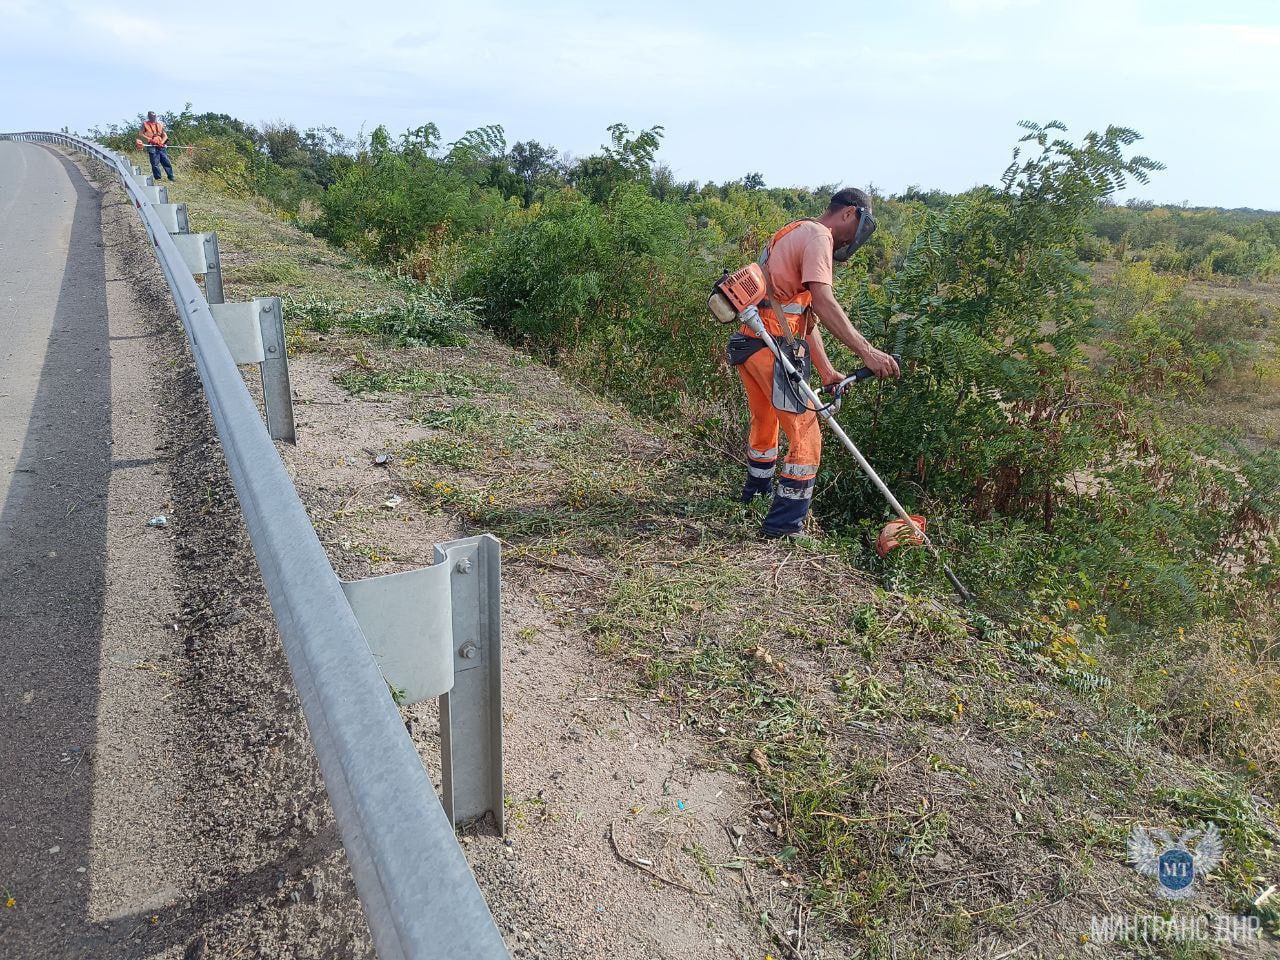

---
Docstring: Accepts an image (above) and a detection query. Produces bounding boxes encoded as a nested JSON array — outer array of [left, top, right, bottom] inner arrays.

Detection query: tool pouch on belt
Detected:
[[726, 331, 767, 367], [771, 338, 811, 413]]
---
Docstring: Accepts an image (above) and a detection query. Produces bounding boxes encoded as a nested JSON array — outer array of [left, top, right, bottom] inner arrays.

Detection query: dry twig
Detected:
[[607, 822, 711, 896]]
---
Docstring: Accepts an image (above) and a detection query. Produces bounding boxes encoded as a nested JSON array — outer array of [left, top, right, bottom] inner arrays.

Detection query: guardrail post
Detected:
[[439, 536, 504, 832], [203, 231, 225, 305], [257, 299, 296, 443], [207, 297, 296, 443], [342, 534, 505, 832]]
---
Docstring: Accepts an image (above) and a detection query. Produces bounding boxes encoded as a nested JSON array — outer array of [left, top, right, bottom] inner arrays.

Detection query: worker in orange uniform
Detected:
[[728, 188, 899, 538], [141, 111, 175, 182]]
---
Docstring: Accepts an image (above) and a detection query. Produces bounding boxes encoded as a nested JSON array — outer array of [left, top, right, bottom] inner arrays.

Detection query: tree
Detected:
[[508, 140, 564, 205], [837, 122, 1165, 525], [571, 123, 665, 203]]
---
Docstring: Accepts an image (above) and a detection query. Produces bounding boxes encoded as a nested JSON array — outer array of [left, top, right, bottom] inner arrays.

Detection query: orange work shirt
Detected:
[[767, 220, 833, 301], [142, 120, 168, 147], [752, 220, 833, 339]]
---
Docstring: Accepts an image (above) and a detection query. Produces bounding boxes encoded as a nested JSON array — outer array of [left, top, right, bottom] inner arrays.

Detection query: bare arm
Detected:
[[808, 282, 900, 378], [808, 325, 842, 387]]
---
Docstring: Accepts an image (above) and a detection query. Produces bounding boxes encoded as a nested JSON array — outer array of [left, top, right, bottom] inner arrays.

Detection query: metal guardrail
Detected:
[[1, 132, 509, 960]]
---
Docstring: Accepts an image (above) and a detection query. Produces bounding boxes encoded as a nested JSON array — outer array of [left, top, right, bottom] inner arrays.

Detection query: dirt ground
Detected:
[[277, 354, 784, 960]]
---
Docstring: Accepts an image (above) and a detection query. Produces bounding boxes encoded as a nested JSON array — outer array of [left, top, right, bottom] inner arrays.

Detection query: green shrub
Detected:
[[828, 123, 1162, 520], [463, 184, 724, 413], [350, 288, 476, 346], [316, 124, 513, 263], [1095, 262, 1267, 390], [1089, 203, 1280, 281], [1076, 232, 1113, 262]]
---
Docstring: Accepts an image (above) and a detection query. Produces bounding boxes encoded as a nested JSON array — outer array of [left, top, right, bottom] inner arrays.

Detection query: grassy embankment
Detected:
[[159, 150, 1279, 959], [1090, 260, 1280, 447]]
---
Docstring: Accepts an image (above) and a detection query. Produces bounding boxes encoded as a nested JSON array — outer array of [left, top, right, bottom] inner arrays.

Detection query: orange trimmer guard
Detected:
[[876, 515, 928, 558]]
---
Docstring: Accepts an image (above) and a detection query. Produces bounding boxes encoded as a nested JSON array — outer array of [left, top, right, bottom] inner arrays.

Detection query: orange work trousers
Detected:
[[736, 344, 821, 533]]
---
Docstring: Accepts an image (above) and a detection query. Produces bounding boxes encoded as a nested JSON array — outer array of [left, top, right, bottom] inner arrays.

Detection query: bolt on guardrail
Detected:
[[1, 131, 510, 960]]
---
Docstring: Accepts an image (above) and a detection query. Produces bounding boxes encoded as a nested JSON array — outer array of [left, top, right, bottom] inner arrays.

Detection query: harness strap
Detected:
[[759, 220, 818, 346]]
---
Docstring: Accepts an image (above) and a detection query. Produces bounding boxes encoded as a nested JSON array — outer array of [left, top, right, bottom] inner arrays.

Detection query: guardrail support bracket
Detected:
[[170, 231, 225, 305], [341, 534, 504, 832], [155, 202, 189, 234], [208, 297, 296, 443]]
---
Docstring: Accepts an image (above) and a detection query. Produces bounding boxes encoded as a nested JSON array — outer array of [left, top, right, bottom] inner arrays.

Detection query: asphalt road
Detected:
[[0, 139, 115, 950], [0, 140, 377, 960]]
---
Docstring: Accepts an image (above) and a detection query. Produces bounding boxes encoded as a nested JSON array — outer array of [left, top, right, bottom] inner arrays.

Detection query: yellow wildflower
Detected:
[[5, 897, 15, 909]]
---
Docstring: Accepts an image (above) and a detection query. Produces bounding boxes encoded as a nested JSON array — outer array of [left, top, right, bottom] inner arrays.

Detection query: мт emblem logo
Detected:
[[1127, 823, 1223, 900]]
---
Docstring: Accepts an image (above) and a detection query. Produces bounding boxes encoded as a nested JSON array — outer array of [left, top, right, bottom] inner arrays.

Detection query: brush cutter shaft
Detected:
[[739, 307, 973, 601]]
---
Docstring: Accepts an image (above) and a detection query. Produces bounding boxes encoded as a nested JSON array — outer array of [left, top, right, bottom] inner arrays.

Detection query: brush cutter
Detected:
[[712, 272, 974, 602], [135, 140, 194, 154]]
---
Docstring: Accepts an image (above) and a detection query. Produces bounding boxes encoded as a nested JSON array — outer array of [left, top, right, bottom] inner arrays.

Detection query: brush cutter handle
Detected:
[[820, 355, 903, 399]]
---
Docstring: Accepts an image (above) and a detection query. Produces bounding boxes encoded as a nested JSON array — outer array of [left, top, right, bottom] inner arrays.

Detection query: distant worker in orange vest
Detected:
[[727, 188, 899, 538], [141, 111, 175, 182]]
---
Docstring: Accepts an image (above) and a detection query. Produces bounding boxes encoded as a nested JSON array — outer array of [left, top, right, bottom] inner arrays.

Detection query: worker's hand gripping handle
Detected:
[[820, 354, 903, 399]]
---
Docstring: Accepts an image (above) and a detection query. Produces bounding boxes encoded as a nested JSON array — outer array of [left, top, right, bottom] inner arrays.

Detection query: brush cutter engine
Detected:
[[708, 263, 768, 324]]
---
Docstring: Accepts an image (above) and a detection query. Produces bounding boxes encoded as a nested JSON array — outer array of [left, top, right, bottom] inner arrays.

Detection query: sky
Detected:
[[1, 0, 1277, 208]]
